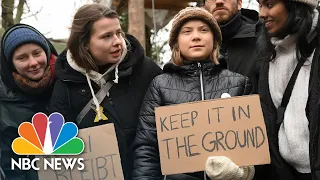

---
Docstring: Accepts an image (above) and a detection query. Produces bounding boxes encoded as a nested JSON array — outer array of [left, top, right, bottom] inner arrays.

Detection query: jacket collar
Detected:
[[66, 50, 122, 87], [220, 9, 262, 40], [220, 11, 242, 40], [163, 59, 224, 76]]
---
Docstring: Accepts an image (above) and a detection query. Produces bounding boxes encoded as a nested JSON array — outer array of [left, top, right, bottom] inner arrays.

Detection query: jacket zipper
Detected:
[[62, 79, 84, 83], [197, 62, 205, 101], [197, 62, 208, 180]]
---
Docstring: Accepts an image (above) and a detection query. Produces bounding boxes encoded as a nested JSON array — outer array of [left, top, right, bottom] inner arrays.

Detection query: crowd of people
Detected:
[[0, 0, 319, 179]]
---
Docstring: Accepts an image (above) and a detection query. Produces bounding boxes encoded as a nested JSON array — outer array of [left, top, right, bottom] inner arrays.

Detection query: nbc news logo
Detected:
[[11, 112, 85, 170]]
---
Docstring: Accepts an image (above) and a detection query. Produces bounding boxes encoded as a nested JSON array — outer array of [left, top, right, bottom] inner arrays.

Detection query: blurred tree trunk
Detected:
[[145, 25, 151, 57], [128, 0, 145, 50], [1, 0, 14, 29], [1, 0, 25, 36], [15, 0, 24, 24]]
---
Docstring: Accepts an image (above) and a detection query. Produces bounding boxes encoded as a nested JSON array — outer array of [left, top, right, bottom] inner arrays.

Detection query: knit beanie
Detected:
[[292, 0, 318, 9], [3, 26, 50, 61], [169, 7, 222, 49], [252, 0, 318, 9]]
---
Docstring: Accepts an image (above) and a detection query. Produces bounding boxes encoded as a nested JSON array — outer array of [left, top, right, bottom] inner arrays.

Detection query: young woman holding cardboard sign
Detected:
[[133, 7, 255, 180]]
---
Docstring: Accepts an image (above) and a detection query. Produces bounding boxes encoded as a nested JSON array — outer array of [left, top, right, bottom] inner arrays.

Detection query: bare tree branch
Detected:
[[21, 1, 43, 21], [15, 0, 25, 24], [24, 0, 31, 12]]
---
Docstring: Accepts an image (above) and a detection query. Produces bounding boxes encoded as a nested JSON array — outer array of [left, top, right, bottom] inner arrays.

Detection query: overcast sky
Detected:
[[21, 0, 91, 39], [20, 0, 258, 40]]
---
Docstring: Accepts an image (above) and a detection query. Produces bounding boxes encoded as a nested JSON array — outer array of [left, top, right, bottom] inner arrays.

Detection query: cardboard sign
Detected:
[[37, 123, 124, 180], [155, 95, 270, 175]]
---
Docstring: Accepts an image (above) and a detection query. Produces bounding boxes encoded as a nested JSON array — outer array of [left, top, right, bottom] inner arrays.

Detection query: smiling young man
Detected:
[[204, 0, 267, 93]]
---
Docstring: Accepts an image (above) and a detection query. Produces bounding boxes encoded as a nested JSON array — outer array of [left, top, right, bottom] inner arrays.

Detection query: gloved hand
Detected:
[[205, 156, 255, 180]]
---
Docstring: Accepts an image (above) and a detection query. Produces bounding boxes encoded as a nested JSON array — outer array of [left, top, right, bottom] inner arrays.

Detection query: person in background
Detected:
[[132, 7, 254, 180], [48, 4, 162, 180], [0, 23, 58, 180], [258, 0, 320, 178], [203, 0, 266, 92]]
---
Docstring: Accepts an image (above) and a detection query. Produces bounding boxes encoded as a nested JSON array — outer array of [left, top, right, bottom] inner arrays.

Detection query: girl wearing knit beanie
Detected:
[[258, 0, 320, 179], [133, 7, 254, 180], [0, 24, 58, 180]]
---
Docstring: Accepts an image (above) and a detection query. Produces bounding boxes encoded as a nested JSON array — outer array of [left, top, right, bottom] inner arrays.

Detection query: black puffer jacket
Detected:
[[132, 60, 252, 180]]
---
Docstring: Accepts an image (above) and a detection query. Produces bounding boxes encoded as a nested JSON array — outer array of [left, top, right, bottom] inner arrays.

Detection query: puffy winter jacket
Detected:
[[132, 60, 252, 180]]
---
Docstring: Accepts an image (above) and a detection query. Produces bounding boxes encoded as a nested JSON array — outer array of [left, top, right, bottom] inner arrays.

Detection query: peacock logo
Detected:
[[12, 112, 84, 155]]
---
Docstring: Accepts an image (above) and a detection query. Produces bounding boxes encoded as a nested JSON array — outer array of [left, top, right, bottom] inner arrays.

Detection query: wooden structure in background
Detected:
[[115, 0, 199, 13], [128, 0, 146, 49], [144, 0, 197, 10], [114, 0, 199, 48]]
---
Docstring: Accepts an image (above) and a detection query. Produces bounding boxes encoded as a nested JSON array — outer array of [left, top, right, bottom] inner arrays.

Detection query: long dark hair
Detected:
[[264, 2, 315, 61]]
